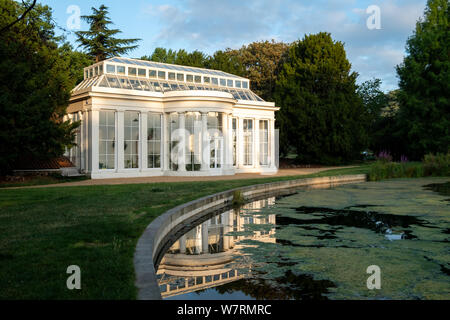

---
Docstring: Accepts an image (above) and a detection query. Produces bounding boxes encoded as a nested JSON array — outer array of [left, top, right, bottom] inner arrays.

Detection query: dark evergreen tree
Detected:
[[274, 32, 367, 164], [0, 1, 79, 174], [396, 0, 449, 159], [75, 5, 140, 62]]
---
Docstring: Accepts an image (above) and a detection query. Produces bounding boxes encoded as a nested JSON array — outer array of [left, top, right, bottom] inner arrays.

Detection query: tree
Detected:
[[0, 0, 36, 34], [0, 0, 79, 174], [59, 43, 93, 85], [274, 32, 367, 164], [370, 90, 405, 158], [396, 0, 449, 160], [205, 49, 246, 76], [357, 78, 388, 151], [237, 40, 290, 100], [142, 48, 209, 68], [142, 47, 177, 64], [75, 5, 140, 62]]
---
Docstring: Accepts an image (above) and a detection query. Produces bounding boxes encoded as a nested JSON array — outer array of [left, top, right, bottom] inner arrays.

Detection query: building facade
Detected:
[[67, 57, 278, 179]]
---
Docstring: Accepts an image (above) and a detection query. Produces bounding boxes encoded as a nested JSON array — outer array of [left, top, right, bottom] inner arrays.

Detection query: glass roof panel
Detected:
[[104, 57, 246, 80], [73, 72, 264, 101], [106, 76, 121, 88], [118, 77, 132, 89], [98, 76, 109, 88]]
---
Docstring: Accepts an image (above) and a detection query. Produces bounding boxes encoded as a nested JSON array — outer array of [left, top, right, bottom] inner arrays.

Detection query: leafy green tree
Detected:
[[59, 43, 93, 85], [0, 0, 79, 174], [205, 49, 246, 77], [75, 5, 140, 62], [237, 40, 290, 100], [370, 90, 404, 158], [186, 50, 208, 68], [142, 47, 177, 64], [274, 32, 367, 164], [396, 0, 449, 159], [357, 78, 388, 151], [142, 48, 208, 68]]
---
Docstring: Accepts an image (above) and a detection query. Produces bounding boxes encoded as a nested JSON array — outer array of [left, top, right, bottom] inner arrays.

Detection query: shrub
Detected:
[[368, 152, 448, 181], [376, 151, 393, 162], [232, 190, 245, 207], [423, 152, 450, 176]]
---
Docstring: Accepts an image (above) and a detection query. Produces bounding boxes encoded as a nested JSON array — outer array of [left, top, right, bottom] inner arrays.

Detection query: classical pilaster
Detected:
[[84, 111, 89, 172], [140, 112, 148, 170], [254, 118, 260, 169], [221, 113, 230, 169], [227, 114, 233, 168], [201, 221, 209, 254], [177, 112, 186, 172], [237, 117, 244, 168], [91, 110, 99, 173], [270, 118, 276, 168], [162, 113, 169, 171], [117, 111, 125, 171], [222, 210, 232, 250], [201, 112, 209, 171], [179, 234, 186, 254], [79, 111, 85, 172]]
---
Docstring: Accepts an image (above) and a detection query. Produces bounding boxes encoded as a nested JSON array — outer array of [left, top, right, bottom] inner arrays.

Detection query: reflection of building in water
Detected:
[[157, 198, 276, 298]]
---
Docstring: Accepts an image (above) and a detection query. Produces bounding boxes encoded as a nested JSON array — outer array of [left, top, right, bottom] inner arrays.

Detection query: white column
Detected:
[[117, 111, 125, 171], [270, 118, 276, 168], [179, 234, 186, 254], [91, 110, 100, 173], [162, 113, 169, 171], [237, 117, 244, 168], [201, 112, 209, 171], [64, 114, 71, 158], [221, 113, 229, 169], [177, 112, 186, 172], [254, 118, 260, 169], [228, 210, 234, 247], [227, 114, 233, 168], [84, 111, 89, 172], [223, 211, 231, 250], [201, 221, 209, 254], [79, 111, 85, 172], [141, 112, 148, 170]]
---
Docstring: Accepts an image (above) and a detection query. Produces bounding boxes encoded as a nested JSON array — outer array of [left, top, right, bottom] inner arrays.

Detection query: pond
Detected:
[[156, 177, 450, 300]]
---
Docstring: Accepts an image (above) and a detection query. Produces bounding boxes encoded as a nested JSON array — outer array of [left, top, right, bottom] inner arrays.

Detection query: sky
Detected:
[[38, 0, 428, 92]]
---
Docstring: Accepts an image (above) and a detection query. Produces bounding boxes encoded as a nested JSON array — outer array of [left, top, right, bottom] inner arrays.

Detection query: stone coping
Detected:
[[133, 174, 367, 300]]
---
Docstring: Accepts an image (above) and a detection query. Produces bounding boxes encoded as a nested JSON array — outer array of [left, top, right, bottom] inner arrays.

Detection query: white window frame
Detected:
[[124, 111, 140, 169]]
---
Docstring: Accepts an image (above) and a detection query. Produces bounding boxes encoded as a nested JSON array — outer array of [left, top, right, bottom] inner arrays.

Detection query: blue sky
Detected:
[[39, 0, 427, 92]]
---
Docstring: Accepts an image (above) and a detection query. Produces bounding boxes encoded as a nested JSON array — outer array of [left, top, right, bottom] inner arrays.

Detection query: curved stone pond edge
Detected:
[[134, 174, 367, 300]]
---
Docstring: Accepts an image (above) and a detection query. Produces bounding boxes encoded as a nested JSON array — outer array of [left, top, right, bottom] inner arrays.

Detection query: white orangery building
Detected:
[[67, 57, 279, 179]]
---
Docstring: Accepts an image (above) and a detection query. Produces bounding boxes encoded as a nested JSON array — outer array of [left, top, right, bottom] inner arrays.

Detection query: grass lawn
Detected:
[[0, 165, 369, 300]]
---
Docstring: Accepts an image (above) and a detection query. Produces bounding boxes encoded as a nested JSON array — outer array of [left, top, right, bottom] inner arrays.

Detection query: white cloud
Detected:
[[143, 0, 427, 91]]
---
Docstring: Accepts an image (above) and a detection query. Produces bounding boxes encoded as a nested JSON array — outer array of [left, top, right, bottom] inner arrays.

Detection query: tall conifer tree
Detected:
[[275, 32, 367, 163], [75, 5, 140, 62]]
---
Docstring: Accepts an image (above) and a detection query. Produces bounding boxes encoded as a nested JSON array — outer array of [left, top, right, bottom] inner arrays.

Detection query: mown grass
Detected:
[[0, 165, 370, 300]]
